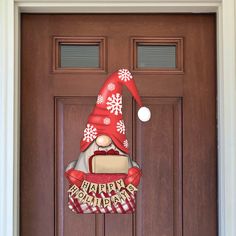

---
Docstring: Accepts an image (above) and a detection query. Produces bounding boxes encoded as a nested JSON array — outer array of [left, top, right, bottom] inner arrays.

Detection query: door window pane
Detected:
[[137, 45, 176, 68], [60, 44, 99, 68]]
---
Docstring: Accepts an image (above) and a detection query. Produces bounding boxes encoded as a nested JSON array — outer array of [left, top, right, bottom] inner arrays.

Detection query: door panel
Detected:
[[21, 14, 217, 236], [136, 98, 182, 236], [55, 97, 133, 236]]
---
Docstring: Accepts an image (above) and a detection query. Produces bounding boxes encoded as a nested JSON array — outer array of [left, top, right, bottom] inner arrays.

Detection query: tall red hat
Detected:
[[80, 69, 151, 154]]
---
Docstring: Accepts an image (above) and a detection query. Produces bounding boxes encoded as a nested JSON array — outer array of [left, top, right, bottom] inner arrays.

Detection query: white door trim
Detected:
[[0, 1, 235, 236]]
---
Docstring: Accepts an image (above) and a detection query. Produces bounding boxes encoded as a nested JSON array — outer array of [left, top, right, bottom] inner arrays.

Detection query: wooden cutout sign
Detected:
[[65, 69, 150, 214]]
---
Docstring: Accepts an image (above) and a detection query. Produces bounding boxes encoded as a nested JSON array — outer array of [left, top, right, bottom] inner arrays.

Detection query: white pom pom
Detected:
[[138, 107, 151, 122]]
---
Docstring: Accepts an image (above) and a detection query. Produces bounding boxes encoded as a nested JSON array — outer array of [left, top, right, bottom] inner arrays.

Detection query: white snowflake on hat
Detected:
[[103, 117, 111, 125], [79, 69, 151, 154], [118, 69, 133, 82], [123, 139, 129, 148], [106, 93, 122, 115], [107, 83, 115, 91], [96, 95, 104, 104], [116, 120, 125, 134], [83, 124, 97, 142]]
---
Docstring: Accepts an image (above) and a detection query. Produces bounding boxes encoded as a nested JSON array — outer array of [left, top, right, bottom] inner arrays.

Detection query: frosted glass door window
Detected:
[[60, 45, 99, 68], [137, 45, 176, 68]]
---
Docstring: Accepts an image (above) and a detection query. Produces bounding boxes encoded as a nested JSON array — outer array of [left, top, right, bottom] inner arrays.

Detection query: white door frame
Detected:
[[0, 1, 235, 236]]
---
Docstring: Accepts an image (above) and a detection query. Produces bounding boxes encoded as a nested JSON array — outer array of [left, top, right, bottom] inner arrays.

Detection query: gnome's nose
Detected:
[[96, 135, 112, 147]]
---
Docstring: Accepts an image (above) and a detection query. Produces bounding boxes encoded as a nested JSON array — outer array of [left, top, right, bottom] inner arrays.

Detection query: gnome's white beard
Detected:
[[66, 141, 138, 173]]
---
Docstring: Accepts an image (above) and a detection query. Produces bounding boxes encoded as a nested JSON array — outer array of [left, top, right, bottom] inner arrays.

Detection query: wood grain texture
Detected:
[[21, 14, 217, 236], [182, 15, 217, 236], [135, 98, 182, 236], [55, 97, 97, 236]]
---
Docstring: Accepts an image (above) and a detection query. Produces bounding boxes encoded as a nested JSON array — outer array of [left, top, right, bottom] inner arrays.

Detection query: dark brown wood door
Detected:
[[21, 14, 217, 236]]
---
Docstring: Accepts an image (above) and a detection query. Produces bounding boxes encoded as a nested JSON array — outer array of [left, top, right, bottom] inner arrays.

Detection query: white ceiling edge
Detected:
[[14, 0, 222, 3], [15, 0, 221, 13]]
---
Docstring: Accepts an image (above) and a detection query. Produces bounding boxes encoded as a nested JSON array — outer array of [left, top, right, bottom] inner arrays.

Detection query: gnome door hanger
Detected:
[[65, 69, 151, 214]]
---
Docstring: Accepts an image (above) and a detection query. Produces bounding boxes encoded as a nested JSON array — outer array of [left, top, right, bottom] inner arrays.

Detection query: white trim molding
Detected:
[[217, 1, 236, 235], [0, 1, 19, 236], [15, 0, 221, 13], [0, 1, 235, 236]]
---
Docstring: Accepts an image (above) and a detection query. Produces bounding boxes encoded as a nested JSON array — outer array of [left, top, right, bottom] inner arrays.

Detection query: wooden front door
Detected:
[[21, 14, 217, 236]]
